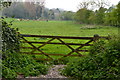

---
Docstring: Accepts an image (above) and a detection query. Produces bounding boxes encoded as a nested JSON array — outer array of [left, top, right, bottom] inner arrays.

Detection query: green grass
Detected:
[[3, 18, 118, 37], [3, 18, 119, 61], [4, 18, 117, 37]]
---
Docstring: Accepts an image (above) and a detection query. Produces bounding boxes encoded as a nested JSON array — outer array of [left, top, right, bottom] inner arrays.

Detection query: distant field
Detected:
[[4, 18, 118, 37], [3, 18, 119, 60]]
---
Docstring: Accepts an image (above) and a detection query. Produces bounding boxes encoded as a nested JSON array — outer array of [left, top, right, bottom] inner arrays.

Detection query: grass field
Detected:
[[4, 18, 119, 61], [4, 18, 118, 37]]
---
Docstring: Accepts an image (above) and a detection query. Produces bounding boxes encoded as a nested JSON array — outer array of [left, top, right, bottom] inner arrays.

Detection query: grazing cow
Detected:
[[20, 19, 22, 21], [17, 19, 20, 21], [33, 19, 36, 21], [26, 19, 29, 21], [46, 19, 48, 22]]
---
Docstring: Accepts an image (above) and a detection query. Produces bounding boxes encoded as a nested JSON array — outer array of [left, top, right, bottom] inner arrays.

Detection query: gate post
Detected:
[[93, 34, 99, 42]]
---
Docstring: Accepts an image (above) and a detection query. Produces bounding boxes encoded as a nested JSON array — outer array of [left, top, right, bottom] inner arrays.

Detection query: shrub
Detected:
[[1, 18, 48, 78], [2, 52, 48, 78], [2, 18, 20, 58], [61, 36, 120, 79]]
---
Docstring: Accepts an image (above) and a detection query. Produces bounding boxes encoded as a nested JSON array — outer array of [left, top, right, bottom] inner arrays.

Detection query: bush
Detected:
[[61, 36, 120, 79], [2, 19, 20, 54], [2, 66, 17, 78], [2, 53, 48, 78], [1, 18, 48, 78]]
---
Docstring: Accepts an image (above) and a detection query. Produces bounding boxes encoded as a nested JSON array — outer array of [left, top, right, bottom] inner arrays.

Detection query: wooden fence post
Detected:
[[93, 34, 99, 42], [107, 35, 111, 40]]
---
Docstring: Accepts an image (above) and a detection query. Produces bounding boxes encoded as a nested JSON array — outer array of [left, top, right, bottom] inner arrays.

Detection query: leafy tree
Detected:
[[95, 7, 107, 24], [88, 11, 96, 24], [75, 8, 92, 24], [116, 2, 120, 26], [104, 2, 120, 27], [104, 8, 117, 26], [61, 11, 75, 20], [48, 9, 55, 20], [75, 0, 115, 25]]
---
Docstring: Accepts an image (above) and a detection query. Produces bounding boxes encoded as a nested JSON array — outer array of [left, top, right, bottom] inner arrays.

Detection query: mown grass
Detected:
[[4, 18, 119, 61]]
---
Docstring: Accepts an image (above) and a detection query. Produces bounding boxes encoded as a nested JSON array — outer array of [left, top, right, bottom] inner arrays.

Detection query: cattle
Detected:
[[17, 19, 30, 21], [17, 19, 20, 21]]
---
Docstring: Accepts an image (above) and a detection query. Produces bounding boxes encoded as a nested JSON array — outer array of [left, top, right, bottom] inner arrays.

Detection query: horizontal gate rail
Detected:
[[20, 47, 89, 52], [20, 52, 85, 57], [19, 33, 110, 61], [20, 34, 109, 39], [21, 41, 93, 46], [20, 34, 94, 39]]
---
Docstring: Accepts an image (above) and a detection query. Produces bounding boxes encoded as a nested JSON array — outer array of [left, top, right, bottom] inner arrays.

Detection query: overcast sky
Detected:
[[45, 0, 120, 12]]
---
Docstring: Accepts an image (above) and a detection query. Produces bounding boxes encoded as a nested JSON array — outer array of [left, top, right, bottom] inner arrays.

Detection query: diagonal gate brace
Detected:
[[58, 39, 93, 60], [21, 36, 54, 60], [56, 38, 82, 56]]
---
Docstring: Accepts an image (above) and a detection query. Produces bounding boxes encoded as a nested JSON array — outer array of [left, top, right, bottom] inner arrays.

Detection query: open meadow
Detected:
[[4, 18, 119, 60], [4, 18, 118, 36], [9, 18, 118, 37]]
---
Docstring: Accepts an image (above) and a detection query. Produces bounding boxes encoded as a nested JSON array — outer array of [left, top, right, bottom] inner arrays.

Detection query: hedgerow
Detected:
[[1, 18, 48, 79], [2, 53, 48, 78], [61, 36, 120, 79], [2, 18, 19, 57]]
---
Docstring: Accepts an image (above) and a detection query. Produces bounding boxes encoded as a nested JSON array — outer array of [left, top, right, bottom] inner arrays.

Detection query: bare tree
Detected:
[[77, 0, 95, 10], [77, 0, 110, 10], [93, 0, 110, 8], [35, 0, 45, 18], [24, 0, 45, 6], [24, 0, 45, 19]]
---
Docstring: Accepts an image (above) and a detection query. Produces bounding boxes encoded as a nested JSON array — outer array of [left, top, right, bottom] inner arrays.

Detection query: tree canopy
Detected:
[[74, 1, 120, 27]]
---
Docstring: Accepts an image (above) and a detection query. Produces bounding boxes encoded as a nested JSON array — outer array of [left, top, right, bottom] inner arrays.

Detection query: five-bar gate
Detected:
[[19, 33, 109, 60]]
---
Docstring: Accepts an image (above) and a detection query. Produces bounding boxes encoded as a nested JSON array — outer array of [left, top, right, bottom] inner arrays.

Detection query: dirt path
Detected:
[[18, 65, 67, 78], [40, 65, 67, 78]]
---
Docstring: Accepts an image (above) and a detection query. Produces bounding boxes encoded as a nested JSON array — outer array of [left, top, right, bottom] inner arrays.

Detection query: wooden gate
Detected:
[[19, 33, 109, 60]]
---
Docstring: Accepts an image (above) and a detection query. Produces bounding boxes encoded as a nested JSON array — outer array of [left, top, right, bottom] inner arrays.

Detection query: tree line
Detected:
[[2, 2, 74, 20], [1, 1, 120, 27], [74, 0, 120, 27]]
